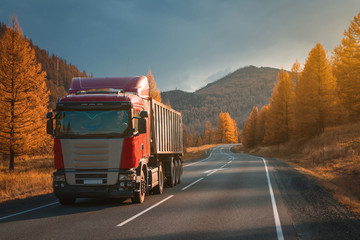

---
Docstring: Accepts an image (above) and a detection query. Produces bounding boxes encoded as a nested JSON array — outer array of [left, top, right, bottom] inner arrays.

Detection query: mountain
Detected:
[[161, 65, 280, 133]]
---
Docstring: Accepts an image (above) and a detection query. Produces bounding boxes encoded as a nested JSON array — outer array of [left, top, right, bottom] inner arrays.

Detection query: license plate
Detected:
[[83, 179, 103, 184]]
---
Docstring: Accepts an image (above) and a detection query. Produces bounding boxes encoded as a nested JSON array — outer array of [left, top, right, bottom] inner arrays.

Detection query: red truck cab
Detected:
[[47, 76, 183, 205]]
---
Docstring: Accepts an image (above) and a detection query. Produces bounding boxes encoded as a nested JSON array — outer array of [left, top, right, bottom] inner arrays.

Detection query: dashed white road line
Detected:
[[181, 178, 204, 191], [116, 195, 174, 227], [0, 202, 58, 221]]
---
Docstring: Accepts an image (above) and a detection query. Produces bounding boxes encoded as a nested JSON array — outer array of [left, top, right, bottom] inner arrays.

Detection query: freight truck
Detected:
[[46, 76, 183, 205]]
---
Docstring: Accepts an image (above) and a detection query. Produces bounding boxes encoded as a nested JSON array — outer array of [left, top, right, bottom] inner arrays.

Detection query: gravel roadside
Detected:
[[269, 157, 360, 240]]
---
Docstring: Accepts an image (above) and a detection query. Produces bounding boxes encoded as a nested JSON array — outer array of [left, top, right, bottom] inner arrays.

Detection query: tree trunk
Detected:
[[9, 147, 14, 171]]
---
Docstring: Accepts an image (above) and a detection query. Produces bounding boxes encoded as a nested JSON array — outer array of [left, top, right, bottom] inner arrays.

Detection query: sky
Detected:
[[0, 0, 359, 92]]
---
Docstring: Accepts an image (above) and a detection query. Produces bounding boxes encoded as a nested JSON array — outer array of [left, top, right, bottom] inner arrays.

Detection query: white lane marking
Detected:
[[0, 202, 58, 221], [206, 162, 229, 176], [181, 178, 204, 191], [261, 158, 284, 240], [116, 195, 174, 227]]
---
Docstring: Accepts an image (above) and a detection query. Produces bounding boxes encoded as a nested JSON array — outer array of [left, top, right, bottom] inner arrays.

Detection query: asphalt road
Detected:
[[1, 144, 360, 240]]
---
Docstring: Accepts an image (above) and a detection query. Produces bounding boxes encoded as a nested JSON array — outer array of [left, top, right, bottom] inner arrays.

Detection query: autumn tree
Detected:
[[216, 112, 238, 144], [216, 112, 226, 143], [0, 15, 49, 170], [222, 112, 238, 143], [333, 11, 360, 118], [290, 60, 302, 85], [255, 105, 268, 145], [197, 135, 203, 146], [147, 69, 162, 102], [241, 107, 258, 148], [293, 43, 336, 139], [204, 120, 215, 144], [263, 69, 294, 145]]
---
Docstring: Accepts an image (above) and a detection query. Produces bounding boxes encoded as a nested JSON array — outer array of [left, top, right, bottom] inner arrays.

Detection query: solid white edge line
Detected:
[[181, 178, 204, 191], [261, 158, 284, 240], [0, 202, 58, 221], [116, 195, 174, 227]]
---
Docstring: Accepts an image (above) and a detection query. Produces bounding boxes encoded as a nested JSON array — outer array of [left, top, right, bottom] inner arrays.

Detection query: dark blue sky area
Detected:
[[1, 0, 359, 91]]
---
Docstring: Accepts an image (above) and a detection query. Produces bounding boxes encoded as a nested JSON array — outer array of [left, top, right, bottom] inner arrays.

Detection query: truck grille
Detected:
[[75, 173, 108, 185]]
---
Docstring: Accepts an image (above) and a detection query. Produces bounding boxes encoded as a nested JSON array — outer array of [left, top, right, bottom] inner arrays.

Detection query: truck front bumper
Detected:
[[53, 170, 136, 199], [53, 181, 134, 199]]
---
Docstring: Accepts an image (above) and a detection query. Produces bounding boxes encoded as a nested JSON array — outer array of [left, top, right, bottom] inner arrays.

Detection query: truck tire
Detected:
[[166, 157, 176, 187], [153, 163, 163, 194], [59, 197, 76, 205], [176, 158, 182, 184], [132, 168, 146, 204]]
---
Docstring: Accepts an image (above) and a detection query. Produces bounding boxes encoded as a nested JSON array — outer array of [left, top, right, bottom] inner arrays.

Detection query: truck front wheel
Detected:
[[132, 169, 145, 204]]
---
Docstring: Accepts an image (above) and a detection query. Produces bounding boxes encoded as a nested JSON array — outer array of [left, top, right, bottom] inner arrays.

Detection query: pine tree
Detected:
[[255, 105, 268, 145], [204, 120, 214, 144], [216, 112, 226, 143], [293, 43, 335, 139], [263, 69, 294, 145], [0, 15, 49, 170], [333, 11, 360, 117], [197, 135, 203, 146], [222, 112, 234, 143], [290, 60, 302, 86], [147, 69, 162, 102], [241, 107, 258, 148]]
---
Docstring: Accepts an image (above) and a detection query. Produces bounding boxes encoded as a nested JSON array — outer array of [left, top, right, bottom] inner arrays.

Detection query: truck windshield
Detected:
[[55, 110, 130, 137]]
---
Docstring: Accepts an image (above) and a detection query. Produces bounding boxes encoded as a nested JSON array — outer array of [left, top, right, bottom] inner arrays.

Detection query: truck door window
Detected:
[[132, 110, 141, 133]]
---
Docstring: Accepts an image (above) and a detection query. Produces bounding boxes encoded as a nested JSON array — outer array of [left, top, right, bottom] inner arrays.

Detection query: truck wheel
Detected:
[[166, 157, 176, 187], [176, 158, 182, 184], [174, 159, 179, 186], [59, 197, 76, 205], [132, 169, 146, 204], [153, 163, 163, 194]]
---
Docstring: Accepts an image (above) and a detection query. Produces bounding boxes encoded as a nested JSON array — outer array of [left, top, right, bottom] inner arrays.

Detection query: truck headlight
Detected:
[[53, 174, 65, 182], [119, 174, 131, 181]]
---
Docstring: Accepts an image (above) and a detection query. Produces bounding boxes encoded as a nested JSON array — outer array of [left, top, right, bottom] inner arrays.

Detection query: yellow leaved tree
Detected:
[[0, 15, 49, 170], [293, 43, 336, 139], [241, 107, 258, 148], [147, 69, 162, 102], [333, 12, 360, 118], [263, 69, 294, 145]]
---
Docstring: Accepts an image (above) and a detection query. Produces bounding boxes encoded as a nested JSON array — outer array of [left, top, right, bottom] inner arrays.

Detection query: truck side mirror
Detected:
[[138, 118, 147, 134], [46, 112, 53, 119], [47, 119, 54, 135], [140, 111, 148, 118]]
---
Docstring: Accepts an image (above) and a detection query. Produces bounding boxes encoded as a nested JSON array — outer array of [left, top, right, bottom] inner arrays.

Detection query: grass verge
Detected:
[[0, 156, 53, 203], [182, 144, 218, 161]]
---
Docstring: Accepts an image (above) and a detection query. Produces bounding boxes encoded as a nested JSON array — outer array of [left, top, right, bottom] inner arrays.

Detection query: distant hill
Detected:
[[161, 65, 280, 133]]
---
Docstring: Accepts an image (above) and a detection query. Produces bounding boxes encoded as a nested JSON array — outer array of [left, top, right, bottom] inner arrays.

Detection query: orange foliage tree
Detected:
[[217, 112, 238, 144], [147, 69, 162, 102], [204, 120, 215, 144], [293, 43, 336, 139], [264, 69, 294, 145], [333, 12, 360, 118], [0, 15, 49, 170], [241, 107, 258, 148], [255, 105, 268, 145]]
